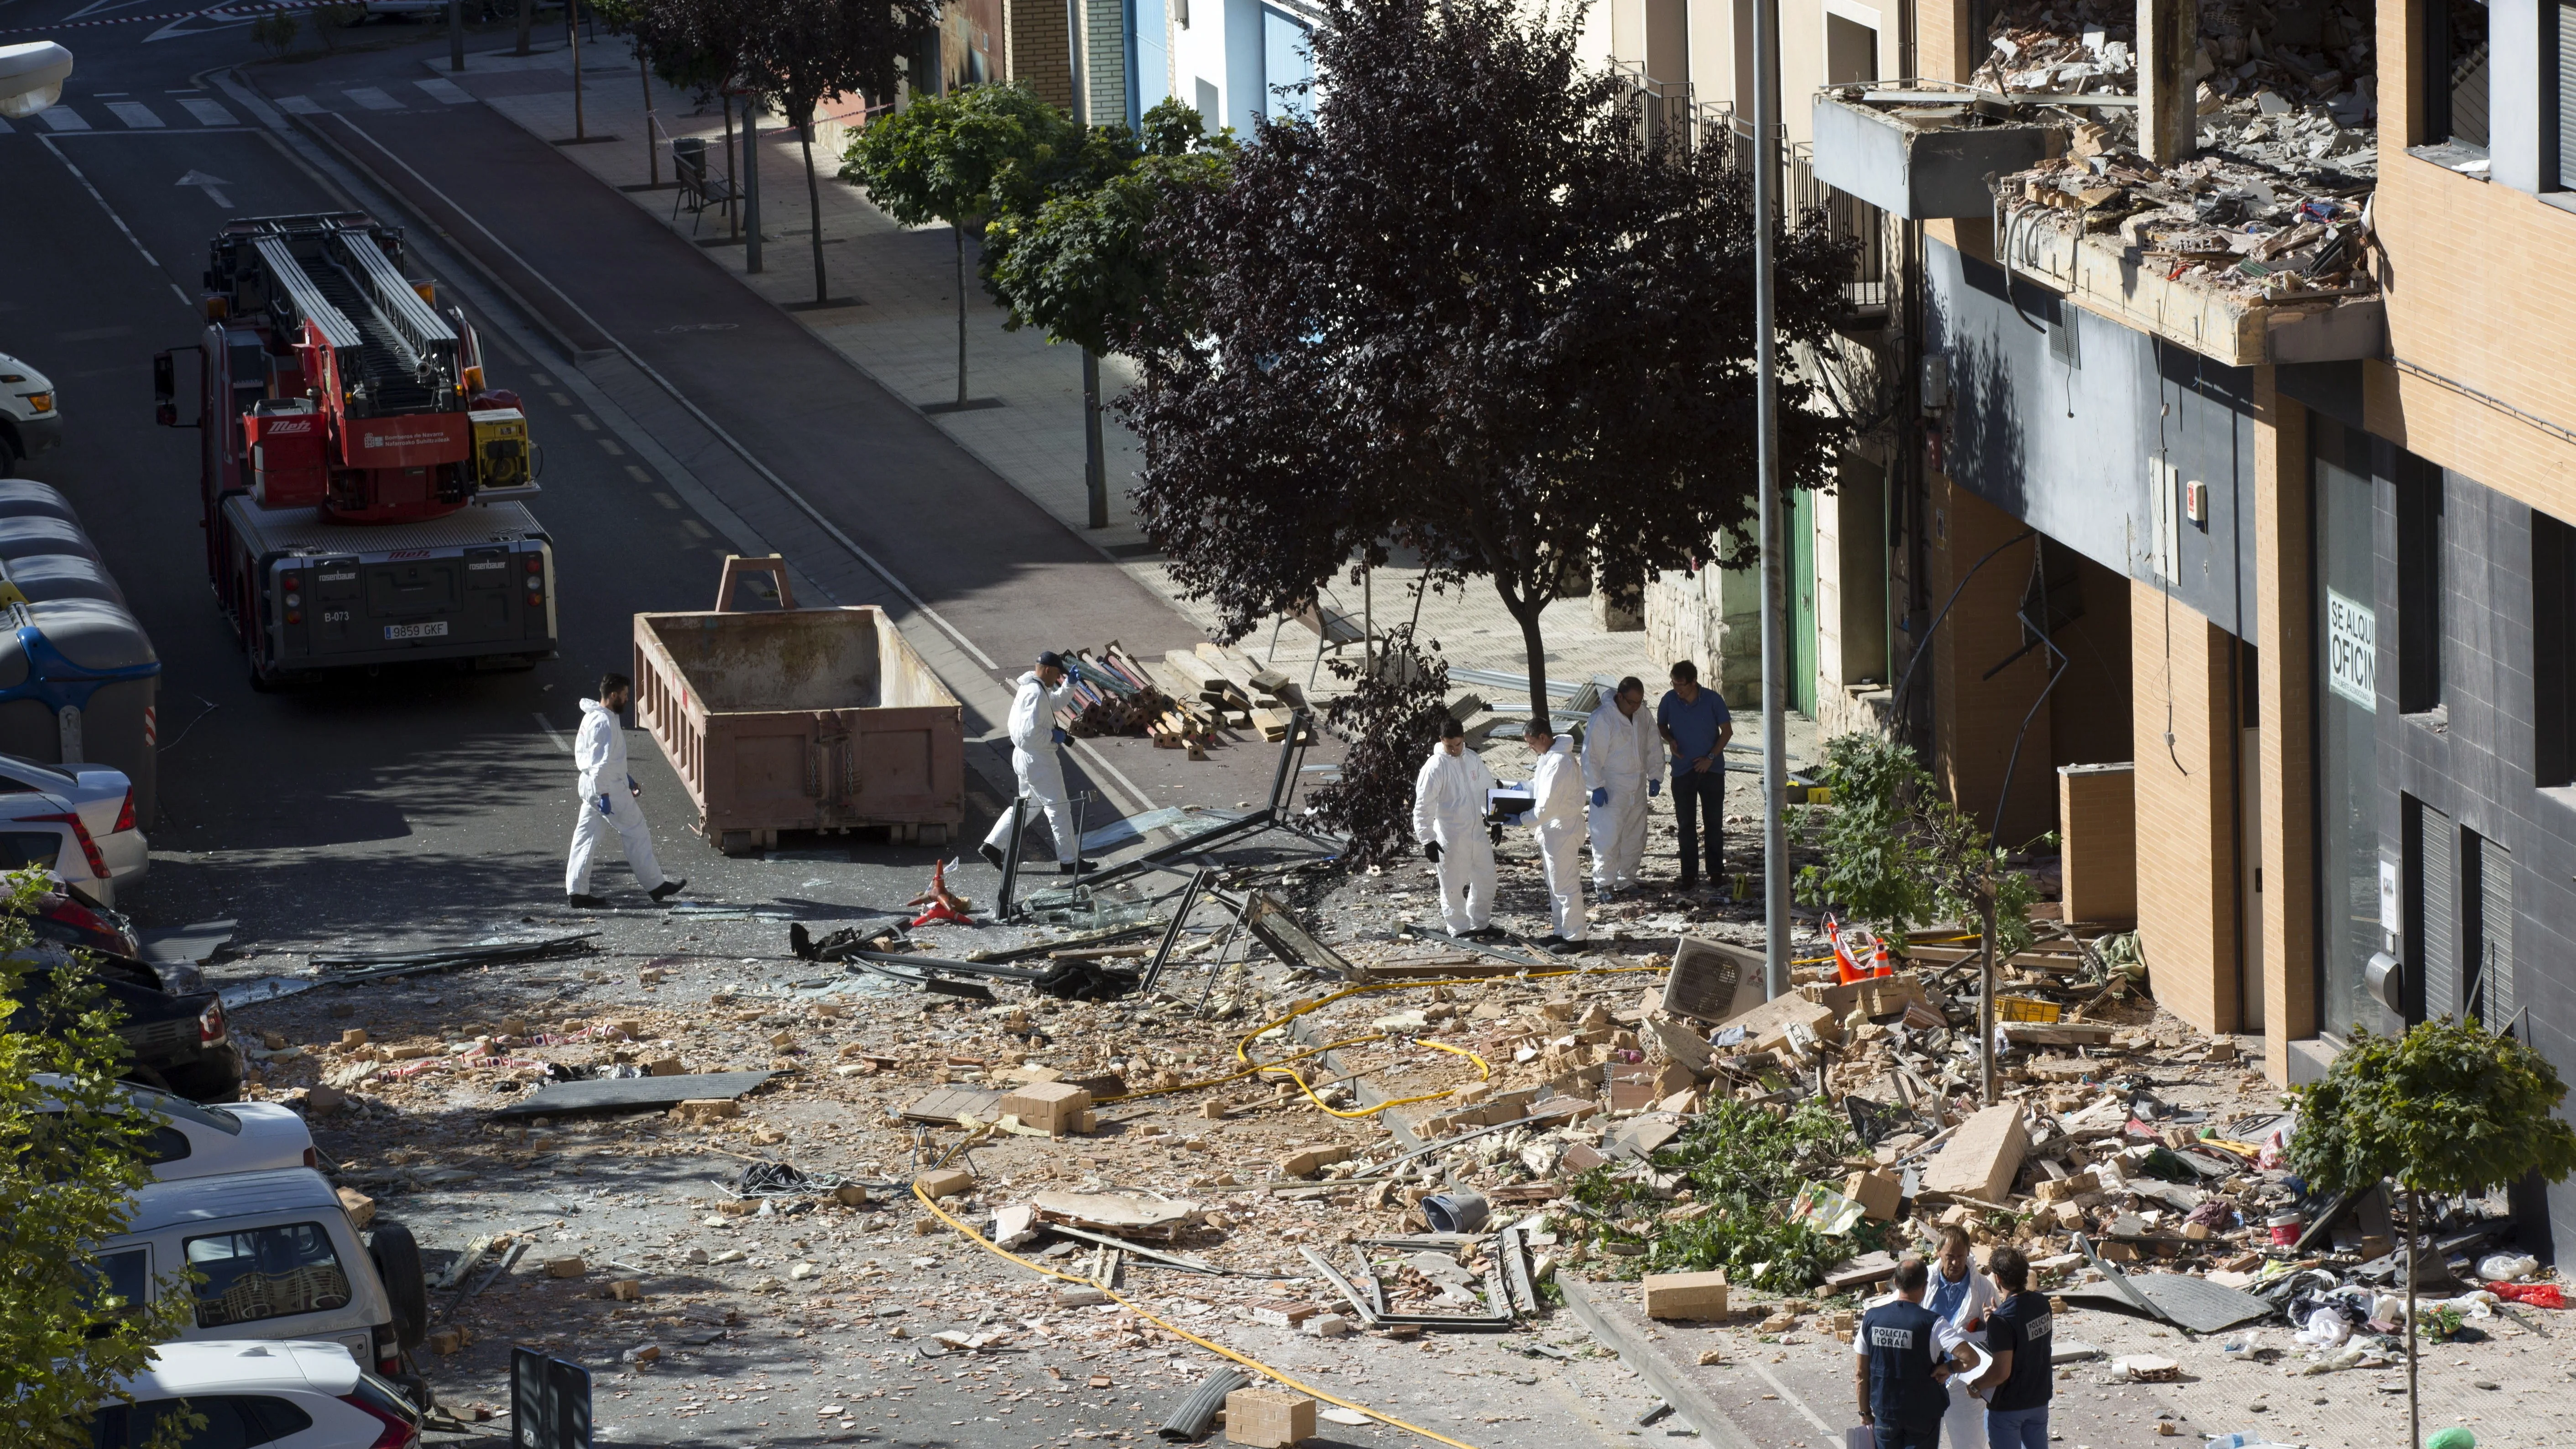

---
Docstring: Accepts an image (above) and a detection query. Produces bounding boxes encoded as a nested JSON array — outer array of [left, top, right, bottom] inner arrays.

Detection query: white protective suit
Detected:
[[1527, 735, 1588, 941], [1581, 698, 1662, 891], [982, 669, 1081, 865], [565, 697, 668, 896], [1411, 743, 1499, 934]]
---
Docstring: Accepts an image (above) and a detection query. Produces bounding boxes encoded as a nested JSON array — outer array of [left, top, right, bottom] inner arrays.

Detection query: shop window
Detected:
[[2315, 425, 2382, 1041]]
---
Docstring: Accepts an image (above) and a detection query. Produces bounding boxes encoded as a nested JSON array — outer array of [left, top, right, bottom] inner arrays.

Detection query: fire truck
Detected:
[[152, 214, 556, 687]]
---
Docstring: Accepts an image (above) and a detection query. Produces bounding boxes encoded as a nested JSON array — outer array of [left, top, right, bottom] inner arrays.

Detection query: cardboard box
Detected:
[[1641, 1270, 1729, 1320], [1000, 1081, 1093, 1136], [1225, 1388, 1316, 1448]]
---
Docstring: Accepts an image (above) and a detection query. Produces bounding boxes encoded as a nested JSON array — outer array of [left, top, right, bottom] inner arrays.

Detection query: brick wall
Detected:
[[1928, 474, 2057, 845], [1082, 0, 1129, 127], [2128, 578, 2243, 1035], [2058, 764, 2138, 927], [1005, 0, 1074, 109]]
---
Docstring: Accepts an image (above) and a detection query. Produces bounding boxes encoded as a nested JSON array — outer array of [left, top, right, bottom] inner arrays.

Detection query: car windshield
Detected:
[[184, 1223, 352, 1327], [127, 1087, 242, 1135]]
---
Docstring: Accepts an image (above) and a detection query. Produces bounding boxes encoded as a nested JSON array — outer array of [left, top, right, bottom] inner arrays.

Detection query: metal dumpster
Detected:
[[0, 481, 159, 820], [633, 597, 964, 855]]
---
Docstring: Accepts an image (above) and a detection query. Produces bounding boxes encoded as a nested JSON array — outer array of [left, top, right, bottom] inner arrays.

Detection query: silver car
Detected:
[[0, 751, 145, 901]]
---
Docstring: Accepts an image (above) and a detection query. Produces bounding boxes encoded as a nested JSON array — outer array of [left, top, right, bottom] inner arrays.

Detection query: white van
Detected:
[[94, 1168, 431, 1401]]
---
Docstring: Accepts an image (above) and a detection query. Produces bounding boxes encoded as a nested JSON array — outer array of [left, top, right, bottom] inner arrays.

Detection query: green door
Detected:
[[1790, 486, 1818, 717]]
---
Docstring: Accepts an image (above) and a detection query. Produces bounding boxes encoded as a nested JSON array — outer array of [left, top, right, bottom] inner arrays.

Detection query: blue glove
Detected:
[[1590, 787, 1609, 807], [595, 793, 613, 817], [1067, 660, 1083, 685], [1051, 727, 1070, 746], [1648, 778, 1662, 797]]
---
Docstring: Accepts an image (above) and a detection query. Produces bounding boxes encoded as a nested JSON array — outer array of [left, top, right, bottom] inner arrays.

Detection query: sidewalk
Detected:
[[429, 40, 1719, 734]]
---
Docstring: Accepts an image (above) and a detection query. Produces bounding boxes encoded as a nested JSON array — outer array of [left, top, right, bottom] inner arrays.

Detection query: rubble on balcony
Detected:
[[1996, 145, 2381, 365]]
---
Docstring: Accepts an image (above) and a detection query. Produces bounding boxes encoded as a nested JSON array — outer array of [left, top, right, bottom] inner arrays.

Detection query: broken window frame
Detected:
[[2420, 0, 2493, 160]]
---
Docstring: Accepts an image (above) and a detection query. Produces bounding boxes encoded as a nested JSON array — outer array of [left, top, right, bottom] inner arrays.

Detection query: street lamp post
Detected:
[[1752, 0, 1790, 999]]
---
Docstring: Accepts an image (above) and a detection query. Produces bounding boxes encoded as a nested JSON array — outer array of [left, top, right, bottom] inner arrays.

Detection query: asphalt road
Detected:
[[0, 2, 1306, 955]]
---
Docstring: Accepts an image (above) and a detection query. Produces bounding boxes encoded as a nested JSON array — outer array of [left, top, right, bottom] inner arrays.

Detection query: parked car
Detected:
[[93, 1169, 431, 1405], [0, 349, 58, 472], [5, 944, 240, 1101], [0, 751, 146, 902], [84, 1340, 423, 1449], [25, 875, 144, 960], [32, 1073, 316, 1180]]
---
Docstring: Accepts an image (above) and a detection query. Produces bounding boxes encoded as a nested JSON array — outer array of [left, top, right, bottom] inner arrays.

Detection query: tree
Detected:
[[2284, 1019, 2576, 1449], [1, 876, 199, 1448], [736, 0, 939, 303], [983, 98, 1229, 526], [845, 84, 1092, 409], [1303, 625, 1451, 868], [1794, 732, 2040, 1103], [1119, 0, 1855, 725]]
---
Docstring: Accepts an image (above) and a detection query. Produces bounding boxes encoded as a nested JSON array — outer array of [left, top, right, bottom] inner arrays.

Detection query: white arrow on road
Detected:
[[175, 169, 233, 208]]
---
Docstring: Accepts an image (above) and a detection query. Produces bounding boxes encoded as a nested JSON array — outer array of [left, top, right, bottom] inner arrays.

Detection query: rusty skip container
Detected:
[[633, 602, 964, 855]]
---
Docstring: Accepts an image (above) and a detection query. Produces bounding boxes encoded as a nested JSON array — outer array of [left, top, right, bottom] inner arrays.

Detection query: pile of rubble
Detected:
[[2007, 147, 2373, 302]]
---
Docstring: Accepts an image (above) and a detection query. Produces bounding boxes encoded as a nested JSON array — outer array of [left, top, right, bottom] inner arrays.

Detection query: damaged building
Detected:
[[1605, 0, 2576, 1247]]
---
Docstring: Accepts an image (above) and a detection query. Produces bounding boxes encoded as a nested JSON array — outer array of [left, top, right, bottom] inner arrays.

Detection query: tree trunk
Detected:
[[1081, 348, 1107, 527], [801, 125, 827, 303], [641, 51, 659, 186], [2406, 1183, 2421, 1449], [513, 0, 531, 56], [722, 95, 738, 236], [569, 0, 584, 141], [1979, 895, 1999, 1104], [953, 225, 970, 407], [1504, 591, 1551, 733]]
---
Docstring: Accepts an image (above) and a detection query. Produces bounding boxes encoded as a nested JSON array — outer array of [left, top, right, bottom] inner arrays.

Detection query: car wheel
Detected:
[[370, 1221, 430, 1350], [159, 1057, 243, 1104], [0, 435, 20, 476]]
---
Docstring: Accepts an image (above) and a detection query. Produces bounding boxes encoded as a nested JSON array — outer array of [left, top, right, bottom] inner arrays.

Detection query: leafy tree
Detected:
[[845, 84, 1093, 408], [1794, 732, 2039, 1103], [735, 0, 939, 303], [1303, 624, 1451, 869], [1120, 0, 1855, 725], [984, 99, 1233, 358], [1, 876, 199, 1448], [2285, 1019, 2576, 1449]]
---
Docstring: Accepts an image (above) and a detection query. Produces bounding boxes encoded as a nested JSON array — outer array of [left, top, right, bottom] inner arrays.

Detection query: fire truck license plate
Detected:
[[385, 621, 449, 641]]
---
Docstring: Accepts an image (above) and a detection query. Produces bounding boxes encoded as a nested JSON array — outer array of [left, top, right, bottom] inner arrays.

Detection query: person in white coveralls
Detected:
[[1581, 676, 1662, 898], [565, 673, 685, 908], [977, 650, 1094, 875], [1411, 715, 1499, 936]]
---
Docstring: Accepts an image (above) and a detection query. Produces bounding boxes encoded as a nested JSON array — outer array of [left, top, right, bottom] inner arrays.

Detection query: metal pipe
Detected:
[[1753, 0, 1788, 1000]]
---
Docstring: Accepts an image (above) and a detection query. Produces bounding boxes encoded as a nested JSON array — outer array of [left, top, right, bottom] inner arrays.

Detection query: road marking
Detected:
[[624, 465, 654, 484], [530, 712, 571, 754], [317, 111, 1004, 674], [343, 87, 402, 112], [106, 100, 164, 128], [680, 519, 712, 539], [37, 136, 191, 310], [39, 107, 90, 131], [275, 95, 322, 115], [178, 97, 236, 126], [568, 413, 596, 430], [596, 438, 625, 456], [415, 78, 474, 105], [176, 168, 233, 207], [652, 492, 680, 510]]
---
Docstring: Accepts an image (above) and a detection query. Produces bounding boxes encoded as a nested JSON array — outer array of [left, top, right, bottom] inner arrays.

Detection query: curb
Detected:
[[1558, 1277, 1765, 1449]]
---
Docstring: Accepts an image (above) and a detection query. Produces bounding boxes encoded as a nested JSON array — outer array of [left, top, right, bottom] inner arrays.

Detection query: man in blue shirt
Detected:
[[1853, 1257, 1957, 1449], [1973, 1246, 2053, 1449], [1655, 660, 1733, 891]]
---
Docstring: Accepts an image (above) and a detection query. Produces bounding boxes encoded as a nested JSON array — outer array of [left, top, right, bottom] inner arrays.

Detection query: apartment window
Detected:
[[2537, 509, 2576, 786], [2465, 830, 2517, 1028], [2396, 454, 2444, 714], [2425, 0, 2492, 153], [2558, 1, 2576, 188], [1826, 12, 1879, 84]]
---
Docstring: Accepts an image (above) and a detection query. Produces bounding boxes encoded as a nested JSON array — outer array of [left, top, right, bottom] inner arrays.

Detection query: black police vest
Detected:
[[1862, 1299, 1949, 1430]]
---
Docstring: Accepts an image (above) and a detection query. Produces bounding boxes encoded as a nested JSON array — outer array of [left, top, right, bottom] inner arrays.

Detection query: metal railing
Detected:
[[1789, 140, 1890, 315]]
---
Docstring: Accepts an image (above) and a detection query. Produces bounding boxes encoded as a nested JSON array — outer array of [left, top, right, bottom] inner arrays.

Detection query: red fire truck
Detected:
[[152, 213, 557, 687]]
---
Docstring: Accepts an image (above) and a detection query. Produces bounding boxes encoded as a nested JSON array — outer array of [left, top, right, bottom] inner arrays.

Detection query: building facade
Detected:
[[1785, 0, 2576, 1246]]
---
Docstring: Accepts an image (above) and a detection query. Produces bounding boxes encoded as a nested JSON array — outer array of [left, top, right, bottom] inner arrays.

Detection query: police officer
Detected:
[[1972, 1247, 2053, 1449], [1854, 1256, 1957, 1449]]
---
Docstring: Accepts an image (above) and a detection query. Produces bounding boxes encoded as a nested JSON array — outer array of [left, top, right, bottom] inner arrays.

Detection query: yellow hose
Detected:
[[912, 1182, 1487, 1449]]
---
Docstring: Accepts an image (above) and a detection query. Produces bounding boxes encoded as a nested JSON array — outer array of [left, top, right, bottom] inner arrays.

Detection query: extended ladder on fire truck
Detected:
[[241, 220, 459, 416]]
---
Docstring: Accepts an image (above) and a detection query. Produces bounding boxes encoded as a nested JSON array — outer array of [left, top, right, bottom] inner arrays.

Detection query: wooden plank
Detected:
[[2004, 1022, 2118, 1047]]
